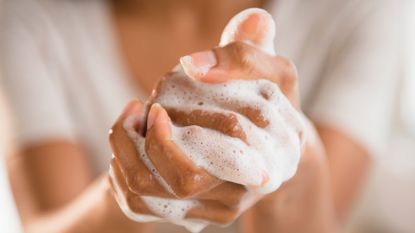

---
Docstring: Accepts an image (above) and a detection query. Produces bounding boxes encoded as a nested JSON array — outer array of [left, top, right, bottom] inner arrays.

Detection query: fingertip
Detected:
[[147, 103, 161, 130], [180, 50, 217, 80], [220, 8, 276, 55], [245, 170, 270, 190], [260, 171, 270, 187], [117, 99, 146, 134], [147, 103, 172, 139], [238, 10, 271, 40]]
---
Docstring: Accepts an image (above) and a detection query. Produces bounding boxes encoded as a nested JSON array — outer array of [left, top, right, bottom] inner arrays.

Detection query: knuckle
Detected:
[[110, 158, 118, 170], [108, 126, 118, 144], [227, 41, 249, 56], [219, 112, 248, 141], [173, 173, 206, 198], [109, 122, 124, 146], [226, 41, 256, 72], [126, 173, 140, 192], [125, 192, 138, 210], [219, 208, 240, 225], [223, 197, 243, 209], [238, 105, 269, 128], [174, 187, 193, 199], [275, 56, 298, 85], [226, 186, 247, 208], [125, 194, 148, 214], [259, 81, 280, 101], [126, 170, 159, 195]]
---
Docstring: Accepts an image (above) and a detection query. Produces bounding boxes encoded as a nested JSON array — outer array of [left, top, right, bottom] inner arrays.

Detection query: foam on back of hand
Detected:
[[109, 162, 208, 233], [154, 72, 304, 193]]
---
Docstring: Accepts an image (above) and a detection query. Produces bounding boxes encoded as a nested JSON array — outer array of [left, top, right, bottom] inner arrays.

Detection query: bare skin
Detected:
[[110, 0, 264, 95], [6, 0, 370, 233]]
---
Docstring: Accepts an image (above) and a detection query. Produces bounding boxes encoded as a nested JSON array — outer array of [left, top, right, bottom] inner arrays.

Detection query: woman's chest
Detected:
[[114, 21, 225, 95]]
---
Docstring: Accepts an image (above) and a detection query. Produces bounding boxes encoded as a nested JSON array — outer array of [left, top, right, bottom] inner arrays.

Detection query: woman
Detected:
[[0, 0, 402, 232]]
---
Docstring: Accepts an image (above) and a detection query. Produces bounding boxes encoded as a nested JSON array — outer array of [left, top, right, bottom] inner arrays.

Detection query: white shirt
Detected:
[[0, 83, 23, 233], [0, 0, 413, 232]]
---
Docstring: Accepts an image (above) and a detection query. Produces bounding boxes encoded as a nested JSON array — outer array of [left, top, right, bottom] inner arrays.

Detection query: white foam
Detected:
[[123, 115, 175, 195], [155, 72, 304, 193], [109, 164, 208, 232]]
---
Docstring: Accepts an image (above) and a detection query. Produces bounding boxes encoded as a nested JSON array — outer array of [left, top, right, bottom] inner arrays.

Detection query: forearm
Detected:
[[241, 187, 338, 233], [240, 127, 339, 233], [316, 123, 372, 220], [23, 175, 152, 233]]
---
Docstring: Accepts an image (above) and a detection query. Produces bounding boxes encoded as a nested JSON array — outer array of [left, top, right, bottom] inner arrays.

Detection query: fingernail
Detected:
[[147, 103, 160, 129], [180, 50, 217, 79], [147, 103, 170, 129]]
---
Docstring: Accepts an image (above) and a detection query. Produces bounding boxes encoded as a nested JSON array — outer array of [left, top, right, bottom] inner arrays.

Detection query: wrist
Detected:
[[240, 194, 279, 233], [240, 161, 339, 233], [100, 174, 154, 233]]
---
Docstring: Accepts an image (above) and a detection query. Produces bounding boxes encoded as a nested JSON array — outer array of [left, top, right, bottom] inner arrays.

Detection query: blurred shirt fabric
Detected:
[[0, 81, 22, 233]]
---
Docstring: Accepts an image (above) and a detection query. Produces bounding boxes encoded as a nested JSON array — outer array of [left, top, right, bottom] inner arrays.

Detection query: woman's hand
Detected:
[[109, 47, 304, 228], [174, 8, 338, 232], [109, 100, 248, 225]]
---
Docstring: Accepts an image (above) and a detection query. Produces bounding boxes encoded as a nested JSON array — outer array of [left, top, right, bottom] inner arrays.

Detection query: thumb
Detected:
[[179, 8, 277, 80], [220, 8, 276, 55]]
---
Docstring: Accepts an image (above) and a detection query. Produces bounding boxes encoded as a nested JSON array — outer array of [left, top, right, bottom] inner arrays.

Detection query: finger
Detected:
[[178, 7, 300, 106], [188, 43, 296, 88], [148, 80, 270, 189], [109, 99, 171, 197], [150, 76, 246, 135], [167, 121, 268, 189], [113, 99, 147, 135], [186, 200, 239, 225], [110, 159, 246, 223], [219, 8, 276, 55], [152, 72, 273, 130], [179, 8, 275, 79], [145, 103, 222, 198], [110, 158, 157, 216], [168, 106, 268, 130], [165, 108, 248, 142], [181, 44, 299, 107], [217, 8, 277, 80], [198, 182, 247, 208]]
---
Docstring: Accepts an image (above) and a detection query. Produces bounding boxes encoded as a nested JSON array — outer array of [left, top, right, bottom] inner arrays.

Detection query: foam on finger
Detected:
[[109, 164, 208, 232]]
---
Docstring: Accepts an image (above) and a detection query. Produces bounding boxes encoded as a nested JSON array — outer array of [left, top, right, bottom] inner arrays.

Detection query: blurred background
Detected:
[[0, 0, 414, 233], [0, 77, 23, 232]]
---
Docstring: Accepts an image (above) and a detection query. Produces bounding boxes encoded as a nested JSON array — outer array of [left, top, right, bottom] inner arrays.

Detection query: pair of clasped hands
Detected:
[[108, 8, 328, 230]]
